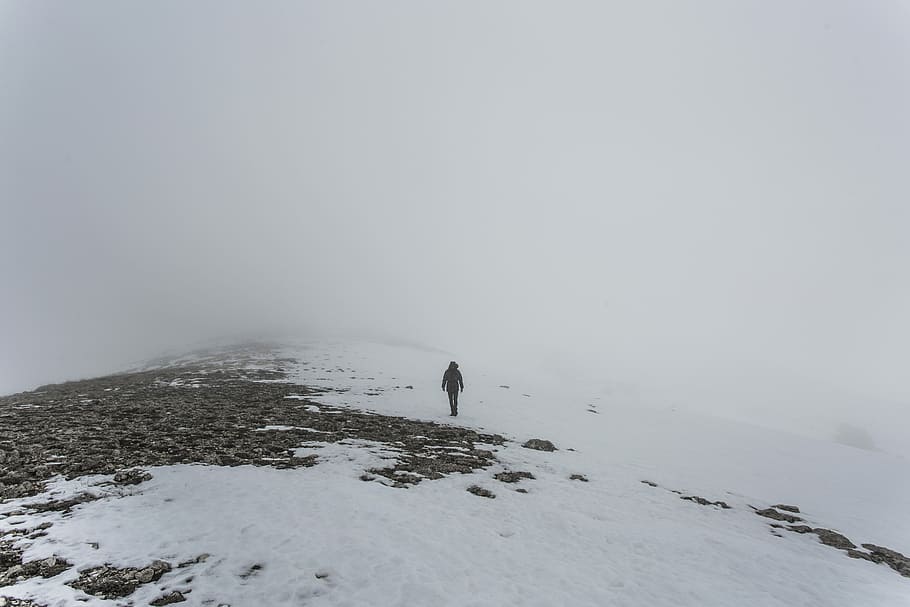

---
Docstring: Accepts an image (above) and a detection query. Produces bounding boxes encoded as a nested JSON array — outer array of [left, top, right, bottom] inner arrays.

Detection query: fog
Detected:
[[2, 1, 908, 453]]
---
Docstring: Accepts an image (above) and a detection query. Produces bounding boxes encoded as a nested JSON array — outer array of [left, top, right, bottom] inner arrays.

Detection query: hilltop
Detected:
[[1, 341, 908, 606]]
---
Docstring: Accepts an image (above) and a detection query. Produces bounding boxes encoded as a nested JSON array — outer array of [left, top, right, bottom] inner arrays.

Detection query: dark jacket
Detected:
[[442, 364, 464, 393]]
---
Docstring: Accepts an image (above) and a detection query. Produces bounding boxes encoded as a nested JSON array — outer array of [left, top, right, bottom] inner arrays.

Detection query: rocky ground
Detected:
[[0, 357, 506, 502], [0, 353, 518, 604], [1, 348, 908, 605]]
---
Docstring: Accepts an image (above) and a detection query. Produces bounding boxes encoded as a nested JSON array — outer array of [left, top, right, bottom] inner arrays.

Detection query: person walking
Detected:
[[441, 361, 464, 416]]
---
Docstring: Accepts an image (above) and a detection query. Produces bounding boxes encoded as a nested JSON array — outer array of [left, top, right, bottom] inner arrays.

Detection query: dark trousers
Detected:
[[447, 390, 459, 415]]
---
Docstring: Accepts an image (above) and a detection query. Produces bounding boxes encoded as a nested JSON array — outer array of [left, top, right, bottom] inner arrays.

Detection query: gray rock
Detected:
[[522, 439, 557, 452], [682, 495, 731, 509], [814, 528, 855, 550], [68, 560, 171, 598], [755, 508, 802, 523], [787, 525, 814, 534], [112, 469, 153, 485], [467, 485, 495, 499], [493, 471, 534, 483], [862, 544, 910, 577], [151, 591, 186, 605]]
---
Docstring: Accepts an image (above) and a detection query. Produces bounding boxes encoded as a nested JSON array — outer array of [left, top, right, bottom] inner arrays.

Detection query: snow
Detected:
[[3, 340, 909, 606]]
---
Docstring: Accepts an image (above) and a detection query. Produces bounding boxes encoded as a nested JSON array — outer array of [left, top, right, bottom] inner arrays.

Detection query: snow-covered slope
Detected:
[[2, 340, 908, 606]]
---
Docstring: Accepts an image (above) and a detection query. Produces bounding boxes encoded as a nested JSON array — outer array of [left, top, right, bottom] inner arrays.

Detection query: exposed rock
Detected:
[[681, 495, 730, 509], [847, 549, 875, 562], [772, 504, 800, 513], [786, 525, 814, 534], [112, 469, 152, 485], [467, 485, 495, 499], [25, 493, 99, 514], [862, 544, 910, 577], [68, 560, 171, 598], [814, 528, 855, 550], [0, 540, 22, 571], [151, 591, 187, 606], [0, 551, 71, 586], [640, 480, 658, 487], [522, 439, 556, 452], [0, 598, 47, 607], [775, 523, 910, 579], [754, 508, 802, 523], [569, 474, 589, 482], [493, 471, 534, 483]]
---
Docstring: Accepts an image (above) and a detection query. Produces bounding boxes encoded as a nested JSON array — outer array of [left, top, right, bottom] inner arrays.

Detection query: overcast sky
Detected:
[[1, 1, 908, 450]]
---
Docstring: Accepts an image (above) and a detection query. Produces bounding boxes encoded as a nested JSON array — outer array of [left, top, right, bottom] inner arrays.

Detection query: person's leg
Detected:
[[448, 391, 456, 415], [452, 390, 458, 416]]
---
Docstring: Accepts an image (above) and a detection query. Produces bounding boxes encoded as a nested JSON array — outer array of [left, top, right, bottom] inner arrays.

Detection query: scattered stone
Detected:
[[772, 504, 800, 513], [359, 474, 376, 482], [68, 560, 171, 598], [681, 495, 731, 509], [640, 480, 658, 487], [151, 591, 186, 605], [314, 570, 330, 579], [522, 439, 556, 452], [515, 488, 528, 494], [467, 485, 495, 499], [754, 508, 802, 523], [569, 474, 589, 482], [493, 471, 534, 483]]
